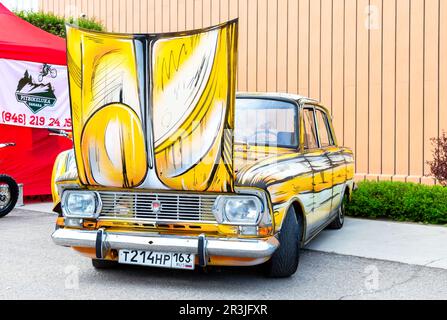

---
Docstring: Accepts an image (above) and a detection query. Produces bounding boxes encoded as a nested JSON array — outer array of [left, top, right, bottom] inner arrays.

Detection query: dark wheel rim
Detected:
[[0, 183, 11, 210]]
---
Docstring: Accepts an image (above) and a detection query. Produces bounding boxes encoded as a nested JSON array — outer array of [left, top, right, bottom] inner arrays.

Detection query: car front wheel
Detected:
[[264, 206, 301, 278]]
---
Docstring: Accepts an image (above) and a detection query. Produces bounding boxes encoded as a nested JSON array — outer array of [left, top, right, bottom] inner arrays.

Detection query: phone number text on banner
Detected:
[[0, 111, 72, 128], [0, 58, 71, 130]]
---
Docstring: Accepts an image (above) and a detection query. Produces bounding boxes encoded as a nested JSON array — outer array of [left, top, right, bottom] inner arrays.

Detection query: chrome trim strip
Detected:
[[96, 217, 218, 225], [52, 228, 279, 259]]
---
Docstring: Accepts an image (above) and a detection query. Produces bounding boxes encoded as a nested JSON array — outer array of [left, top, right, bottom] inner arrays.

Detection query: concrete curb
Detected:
[[306, 217, 447, 270]]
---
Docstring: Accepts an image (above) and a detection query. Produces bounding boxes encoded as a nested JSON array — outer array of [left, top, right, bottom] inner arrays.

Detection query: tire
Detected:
[[92, 259, 118, 269], [264, 206, 301, 278], [0, 175, 19, 218], [50, 69, 57, 78], [328, 192, 348, 230]]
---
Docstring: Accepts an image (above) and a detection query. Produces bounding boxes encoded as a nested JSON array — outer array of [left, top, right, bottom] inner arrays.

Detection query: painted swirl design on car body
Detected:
[[65, 20, 237, 192], [236, 146, 354, 230]]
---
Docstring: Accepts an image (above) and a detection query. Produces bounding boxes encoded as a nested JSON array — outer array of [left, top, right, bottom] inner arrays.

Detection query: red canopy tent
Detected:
[[0, 4, 72, 196], [0, 4, 66, 65]]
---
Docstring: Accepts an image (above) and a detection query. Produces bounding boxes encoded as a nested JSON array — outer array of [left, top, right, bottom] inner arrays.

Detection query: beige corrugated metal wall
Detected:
[[39, 0, 447, 184]]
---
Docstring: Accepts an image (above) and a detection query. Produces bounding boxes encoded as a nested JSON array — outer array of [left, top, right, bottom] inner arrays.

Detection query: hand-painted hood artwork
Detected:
[[66, 20, 238, 192]]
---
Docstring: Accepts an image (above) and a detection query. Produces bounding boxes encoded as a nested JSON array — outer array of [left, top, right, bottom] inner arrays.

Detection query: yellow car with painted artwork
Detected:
[[51, 20, 354, 277]]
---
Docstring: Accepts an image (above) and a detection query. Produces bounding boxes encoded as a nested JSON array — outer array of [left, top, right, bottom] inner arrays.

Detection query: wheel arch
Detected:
[[342, 181, 353, 201], [287, 199, 307, 247]]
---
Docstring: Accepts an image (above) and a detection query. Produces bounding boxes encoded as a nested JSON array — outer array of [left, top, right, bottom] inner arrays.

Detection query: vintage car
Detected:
[[51, 21, 354, 277]]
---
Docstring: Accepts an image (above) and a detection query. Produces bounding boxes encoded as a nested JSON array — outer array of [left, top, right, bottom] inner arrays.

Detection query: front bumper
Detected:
[[51, 228, 279, 266]]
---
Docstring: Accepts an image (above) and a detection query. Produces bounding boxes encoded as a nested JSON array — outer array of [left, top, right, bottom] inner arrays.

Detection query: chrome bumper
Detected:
[[51, 228, 279, 265]]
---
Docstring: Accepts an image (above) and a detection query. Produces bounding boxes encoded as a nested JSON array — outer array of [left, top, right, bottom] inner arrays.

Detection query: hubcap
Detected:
[[0, 184, 11, 210]]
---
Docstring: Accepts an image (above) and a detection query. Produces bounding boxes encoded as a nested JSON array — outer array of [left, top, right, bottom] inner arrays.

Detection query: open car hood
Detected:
[[66, 21, 238, 192]]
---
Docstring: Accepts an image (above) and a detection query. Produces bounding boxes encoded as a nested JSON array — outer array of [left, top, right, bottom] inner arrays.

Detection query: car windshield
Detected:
[[235, 98, 298, 148]]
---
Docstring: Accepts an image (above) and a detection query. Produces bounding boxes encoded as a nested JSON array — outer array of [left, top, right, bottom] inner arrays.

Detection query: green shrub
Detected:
[[14, 11, 104, 38], [346, 181, 447, 225]]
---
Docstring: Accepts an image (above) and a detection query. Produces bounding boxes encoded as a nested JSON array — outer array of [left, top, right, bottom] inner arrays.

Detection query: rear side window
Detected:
[[315, 109, 334, 147], [302, 108, 318, 150]]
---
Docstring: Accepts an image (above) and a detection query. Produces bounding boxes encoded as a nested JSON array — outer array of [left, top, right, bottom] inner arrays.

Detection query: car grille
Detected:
[[98, 191, 218, 223]]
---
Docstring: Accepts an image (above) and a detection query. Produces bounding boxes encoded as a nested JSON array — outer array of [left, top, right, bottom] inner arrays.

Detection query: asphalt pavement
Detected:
[[1, 208, 447, 300]]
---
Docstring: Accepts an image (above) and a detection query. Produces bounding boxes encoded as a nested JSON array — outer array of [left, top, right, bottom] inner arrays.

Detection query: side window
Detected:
[[315, 109, 334, 147], [235, 98, 298, 148], [302, 108, 318, 149]]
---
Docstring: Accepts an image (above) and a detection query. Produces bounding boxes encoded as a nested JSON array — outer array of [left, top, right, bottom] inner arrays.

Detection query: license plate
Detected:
[[118, 249, 195, 270]]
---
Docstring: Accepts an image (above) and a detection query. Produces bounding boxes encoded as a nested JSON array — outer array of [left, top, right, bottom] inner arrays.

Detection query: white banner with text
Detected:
[[0, 58, 71, 129]]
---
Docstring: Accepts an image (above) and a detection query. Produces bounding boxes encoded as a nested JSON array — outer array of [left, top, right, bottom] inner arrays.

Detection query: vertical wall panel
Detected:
[[394, 0, 410, 180], [39, 0, 46, 12], [177, 0, 186, 31], [320, 0, 332, 111], [81, 0, 87, 16], [332, 0, 345, 146], [111, 0, 120, 32], [286, 0, 298, 94], [211, 0, 220, 25], [162, 0, 170, 32], [247, 0, 258, 92], [172, 0, 179, 31], [308, 0, 320, 100], [40, 0, 446, 184], [202, 0, 211, 27], [356, 0, 369, 176], [266, 0, 277, 92], [154, 0, 162, 32], [140, 0, 146, 32], [381, 0, 396, 179], [193, 0, 202, 28], [53, 0, 59, 15], [185, 0, 194, 30], [129, 0, 135, 31], [257, 0, 268, 92], [423, 0, 439, 181], [368, 0, 382, 178], [344, 0, 357, 161], [119, 0, 127, 32], [97, 0, 104, 30], [441, 0, 447, 136], [408, 0, 424, 183], [220, 0, 229, 23], [229, 0, 238, 20], [238, 0, 248, 91], [299, 0, 310, 98], [276, 0, 288, 92], [106, 0, 114, 31]]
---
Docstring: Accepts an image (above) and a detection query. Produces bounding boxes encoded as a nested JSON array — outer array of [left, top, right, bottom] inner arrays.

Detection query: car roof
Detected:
[[236, 92, 319, 105]]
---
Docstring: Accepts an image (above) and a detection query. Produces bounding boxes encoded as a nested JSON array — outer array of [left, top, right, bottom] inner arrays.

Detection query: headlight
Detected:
[[213, 195, 263, 225], [62, 191, 100, 218]]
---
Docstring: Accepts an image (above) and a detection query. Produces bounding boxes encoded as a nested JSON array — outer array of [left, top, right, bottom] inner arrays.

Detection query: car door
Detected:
[[314, 107, 347, 218], [301, 106, 333, 234]]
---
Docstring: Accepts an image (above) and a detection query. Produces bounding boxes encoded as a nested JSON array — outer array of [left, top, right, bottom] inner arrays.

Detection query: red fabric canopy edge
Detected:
[[0, 4, 66, 65]]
